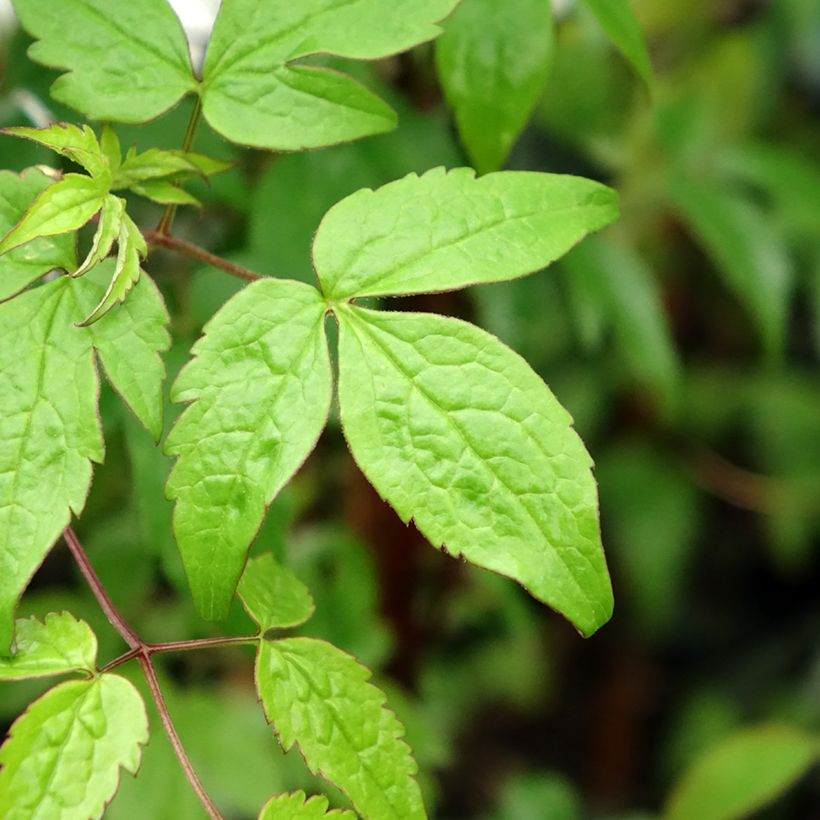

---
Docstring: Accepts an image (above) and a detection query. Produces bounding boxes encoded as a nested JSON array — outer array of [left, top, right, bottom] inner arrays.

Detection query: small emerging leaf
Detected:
[[0, 169, 77, 301], [314, 167, 618, 300], [257, 637, 425, 819], [336, 306, 613, 637], [239, 554, 315, 633], [259, 791, 357, 820], [0, 675, 148, 818], [0, 173, 105, 256], [114, 148, 232, 188], [665, 724, 820, 820], [74, 194, 125, 277], [166, 280, 332, 620], [0, 613, 96, 680], [130, 181, 201, 207], [4, 123, 110, 180]]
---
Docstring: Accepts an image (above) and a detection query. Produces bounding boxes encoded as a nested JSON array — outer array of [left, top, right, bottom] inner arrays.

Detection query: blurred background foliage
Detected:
[[1, 0, 820, 817]]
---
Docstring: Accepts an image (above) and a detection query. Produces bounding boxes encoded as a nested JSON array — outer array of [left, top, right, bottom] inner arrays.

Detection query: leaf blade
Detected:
[[259, 791, 357, 820], [238, 554, 315, 632], [337, 306, 613, 637], [314, 167, 619, 300]]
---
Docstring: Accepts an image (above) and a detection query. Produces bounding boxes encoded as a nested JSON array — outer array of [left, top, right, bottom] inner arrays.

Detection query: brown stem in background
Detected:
[[144, 229, 262, 283], [62, 528, 225, 820]]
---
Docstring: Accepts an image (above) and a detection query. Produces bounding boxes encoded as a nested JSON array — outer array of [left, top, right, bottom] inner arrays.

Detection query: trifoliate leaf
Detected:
[[665, 724, 820, 820], [436, 0, 553, 173], [0, 675, 148, 818], [75, 195, 125, 277], [0, 169, 77, 301], [314, 167, 618, 300], [238, 554, 315, 633], [0, 173, 105, 256], [257, 637, 424, 819], [0, 271, 169, 651], [12, 0, 197, 123], [259, 791, 357, 820], [166, 280, 332, 621], [581, 0, 653, 88], [78, 213, 147, 326], [4, 124, 111, 181], [0, 613, 96, 680], [336, 306, 613, 637], [200, 0, 460, 150]]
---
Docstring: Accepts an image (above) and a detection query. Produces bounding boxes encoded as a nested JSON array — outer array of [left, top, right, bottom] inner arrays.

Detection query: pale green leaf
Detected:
[[100, 126, 122, 173], [78, 213, 147, 327], [436, 0, 553, 173], [0, 174, 105, 256], [581, 0, 653, 87], [0, 169, 77, 301], [670, 176, 793, 356], [259, 791, 356, 820], [0, 675, 148, 818], [130, 181, 201, 207], [75, 195, 125, 277], [314, 167, 618, 300], [336, 306, 612, 637], [238, 554, 315, 633], [12, 0, 197, 123], [665, 724, 819, 820], [165, 280, 332, 620], [0, 273, 169, 650], [200, 0, 459, 150], [0, 612, 96, 680], [4, 124, 110, 181], [257, 637, 424, 819]]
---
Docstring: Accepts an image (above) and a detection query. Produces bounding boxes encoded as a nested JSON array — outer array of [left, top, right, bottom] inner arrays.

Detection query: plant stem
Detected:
[[144, 229, 262, 283], [63, 527, 225, 820], [149, 635, 259, 654], [156, 97, 203, 236]]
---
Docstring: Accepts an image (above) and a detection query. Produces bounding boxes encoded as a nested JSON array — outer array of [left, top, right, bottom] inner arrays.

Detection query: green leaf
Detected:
[[314, 167, 618, 300], [435, 0, 553, 173], [0, 169, 77, 301], [664, 724, 819, 820], [130, 181, 201, 207], [581, 0, 653, 87], [200, 0, 460, 150], [257, 637, 425, 819], [165, 280, 332, 621], [0, 612, 96, 680], [0, 674, 148, 818], [259, 791, 356, 820], [12, 0, 197, 123], [0, 174, 105, 256], [0, 272, 169, 651], [78, 212, 147, 326], [238, 554, 315, 633], [4, 124, 110, 180], [670, 176, 793, 356], [75, 194, 125, 277], [336, 306, 613, 637], [114, 148, 233, 188]]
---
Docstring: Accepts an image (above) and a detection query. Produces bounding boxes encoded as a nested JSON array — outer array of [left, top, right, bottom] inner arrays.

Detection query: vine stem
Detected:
[[156, 97, 203, 236], [144, 229, 262, 283], [63, 527, 225, 820]]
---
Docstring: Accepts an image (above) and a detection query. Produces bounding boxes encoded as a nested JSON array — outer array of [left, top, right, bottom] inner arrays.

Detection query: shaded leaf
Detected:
[[336, 305, 613, 637], [166, 280, 332, 620], [239, 554, 315, 633], [0, 675, 148, 818], [582, 0, 653, 87], [436, 0, 553, 173], [257, 637, 424, 819], [315, 167, 618, 300]]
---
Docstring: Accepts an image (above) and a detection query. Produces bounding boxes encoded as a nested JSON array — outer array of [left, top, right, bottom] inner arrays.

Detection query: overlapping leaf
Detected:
[[0, 675, 148, 818], [165, 280, 332, 621], [200, 0, 460, 149], [436, 0, 554, 173], [336, 306, 613, 637], [259, 791, 356, 820], [11, 0, 197, 123], [0, 267, 169, 653], [0, 169, 76, 301], [4, 124, 111, 180], [314, 167, 618, 299], [0, 613, 96, 680], [257, 637, 425, 819], [238, 554, 315, 632]]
